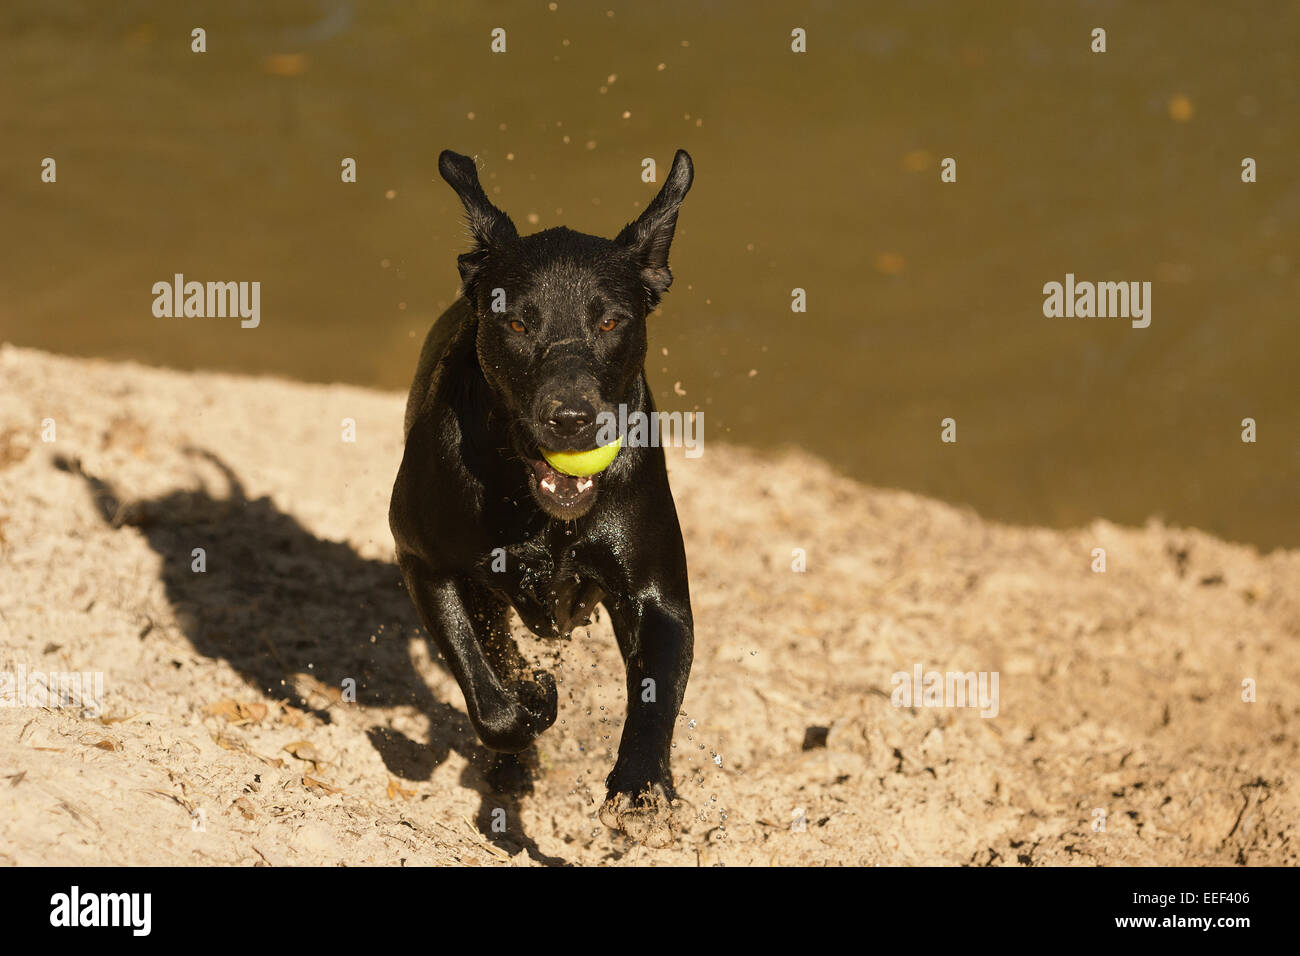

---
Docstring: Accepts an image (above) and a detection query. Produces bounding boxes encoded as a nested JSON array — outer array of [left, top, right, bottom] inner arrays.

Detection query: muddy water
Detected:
[[3, 2, 1297, 548]]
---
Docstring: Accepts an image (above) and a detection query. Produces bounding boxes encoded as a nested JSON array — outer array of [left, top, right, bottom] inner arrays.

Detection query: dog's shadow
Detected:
[[54, 449, 567, 865]]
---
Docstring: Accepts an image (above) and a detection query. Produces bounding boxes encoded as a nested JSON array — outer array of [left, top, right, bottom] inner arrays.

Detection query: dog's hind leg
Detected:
[[398, 556, 557, 754]]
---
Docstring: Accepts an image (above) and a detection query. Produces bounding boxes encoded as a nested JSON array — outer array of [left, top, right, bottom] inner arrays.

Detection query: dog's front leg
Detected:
[[600, 597, 694, 846], [398, 557, 557, 753]]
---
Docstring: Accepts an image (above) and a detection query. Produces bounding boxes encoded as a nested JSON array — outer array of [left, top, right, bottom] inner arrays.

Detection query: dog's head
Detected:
[[438, 148, 693, 520]]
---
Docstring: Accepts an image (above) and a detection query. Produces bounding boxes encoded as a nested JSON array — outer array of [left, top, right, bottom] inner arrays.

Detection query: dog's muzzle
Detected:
[[527, 456, 599, 519]]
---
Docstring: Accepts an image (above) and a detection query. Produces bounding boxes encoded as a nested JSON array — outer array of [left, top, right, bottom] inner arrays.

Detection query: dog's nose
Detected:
[[542, 398, 596, 440]]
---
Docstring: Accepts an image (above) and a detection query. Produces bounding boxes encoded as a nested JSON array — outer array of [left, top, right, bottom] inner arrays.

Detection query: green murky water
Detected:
[[3, 1, 1297, 548]]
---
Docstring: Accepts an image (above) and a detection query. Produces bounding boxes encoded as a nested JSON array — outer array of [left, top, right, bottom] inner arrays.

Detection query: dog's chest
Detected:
[[489, 540, 605, 638]]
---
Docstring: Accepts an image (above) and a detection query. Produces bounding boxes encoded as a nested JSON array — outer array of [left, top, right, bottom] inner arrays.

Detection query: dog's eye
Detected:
[[598, 316, 618, 332], [508, 319, 527, 333]]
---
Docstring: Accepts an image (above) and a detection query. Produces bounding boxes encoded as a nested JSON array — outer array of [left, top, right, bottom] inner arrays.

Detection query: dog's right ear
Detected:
[[438, 150, 518, 290]]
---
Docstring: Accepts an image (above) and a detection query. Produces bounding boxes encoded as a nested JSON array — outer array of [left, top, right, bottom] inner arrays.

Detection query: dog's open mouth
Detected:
[[527, 457, 598, 518]]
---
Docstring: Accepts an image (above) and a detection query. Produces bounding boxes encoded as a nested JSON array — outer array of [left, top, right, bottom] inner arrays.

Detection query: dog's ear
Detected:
[[438, 150, 518, 289], [616, 149, 693, 306]]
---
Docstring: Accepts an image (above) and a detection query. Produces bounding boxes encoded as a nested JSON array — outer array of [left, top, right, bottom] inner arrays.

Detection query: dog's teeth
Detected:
[[577, 478, 593, 492], [541, 479, 556, 493]]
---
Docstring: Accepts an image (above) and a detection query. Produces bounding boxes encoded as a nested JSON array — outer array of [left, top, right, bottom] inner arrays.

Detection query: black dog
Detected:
[[389, 149, 695, 845]]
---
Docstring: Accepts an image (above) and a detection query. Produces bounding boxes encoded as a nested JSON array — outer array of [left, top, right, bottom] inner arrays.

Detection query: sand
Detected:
[[0, 343, 1295, 866]]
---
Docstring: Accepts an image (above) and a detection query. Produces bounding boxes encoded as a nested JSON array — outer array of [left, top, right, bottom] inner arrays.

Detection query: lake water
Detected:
[[3, 1, 1296, 548]]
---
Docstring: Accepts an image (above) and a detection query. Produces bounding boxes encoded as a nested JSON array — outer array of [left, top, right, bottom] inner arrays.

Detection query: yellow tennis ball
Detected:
[[541, 437, 622, 477]]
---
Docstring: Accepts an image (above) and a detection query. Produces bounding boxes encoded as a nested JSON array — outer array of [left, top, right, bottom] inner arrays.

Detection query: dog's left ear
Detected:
[[616, 149, 693, 305]]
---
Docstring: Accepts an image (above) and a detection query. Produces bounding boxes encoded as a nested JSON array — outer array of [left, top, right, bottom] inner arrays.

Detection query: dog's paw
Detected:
[[598, 784, 689, 848], [507, 670, 558, 734], [477, 672, 558, 753]]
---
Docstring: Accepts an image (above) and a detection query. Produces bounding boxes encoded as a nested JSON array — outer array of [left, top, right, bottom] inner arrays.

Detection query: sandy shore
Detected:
[[0, 343, 1295, 866]]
